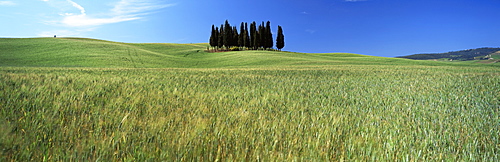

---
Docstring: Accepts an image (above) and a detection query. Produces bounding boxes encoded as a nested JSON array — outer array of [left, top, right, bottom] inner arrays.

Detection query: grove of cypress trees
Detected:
[[210, 20, 283, 51]]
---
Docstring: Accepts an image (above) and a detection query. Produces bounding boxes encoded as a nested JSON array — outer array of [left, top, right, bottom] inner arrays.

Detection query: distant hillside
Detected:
[[397, 47, 500, 61], [1, 37, 497, 68], [0, 37, 436, 68], [0, 37, 208, 68]]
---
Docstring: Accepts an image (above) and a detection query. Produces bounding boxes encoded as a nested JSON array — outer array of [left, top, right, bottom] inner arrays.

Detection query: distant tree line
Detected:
[[397, 47, 500, 61], [209, 20, 284, 51]]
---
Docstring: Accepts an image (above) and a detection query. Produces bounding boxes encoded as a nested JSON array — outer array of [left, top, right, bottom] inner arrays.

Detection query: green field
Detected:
[[1, 38, 499, 161], [492, 52, 500, 59], [2, 37, 494, 68]]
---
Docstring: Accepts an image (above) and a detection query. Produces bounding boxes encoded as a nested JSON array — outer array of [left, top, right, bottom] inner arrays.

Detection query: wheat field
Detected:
[[1, 65, 498, 161]]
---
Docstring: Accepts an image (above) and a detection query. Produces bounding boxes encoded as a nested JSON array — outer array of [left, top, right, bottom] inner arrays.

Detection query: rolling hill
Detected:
[[397, 47, 500, 61], [0, 37, 496, 68], [1, 37, 499, 161]]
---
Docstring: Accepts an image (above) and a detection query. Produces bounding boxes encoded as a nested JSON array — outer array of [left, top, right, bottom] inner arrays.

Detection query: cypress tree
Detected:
[[218, 25, 224, 49], [276, 25, 285, 51], [224, 20, 232, 48], [258, 22, 265, 49], [250, 22, 257, 49], [214, 27, 219, 50], [265, 21, 273, 49], [209, 25, 217, 49], [239, 22, 245, 47], [244, 22, 250, 48], [255, 25, 261, 49], [232, 26, 239, 47]]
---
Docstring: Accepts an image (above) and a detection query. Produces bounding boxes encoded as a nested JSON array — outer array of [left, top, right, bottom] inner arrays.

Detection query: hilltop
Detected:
[[397, 47, 500, 62], [1, 37, 496, 68]]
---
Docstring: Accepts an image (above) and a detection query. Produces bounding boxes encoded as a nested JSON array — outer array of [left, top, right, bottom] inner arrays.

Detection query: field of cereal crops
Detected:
[[1, 65, 498, 161], [1, 38, 499, 161]]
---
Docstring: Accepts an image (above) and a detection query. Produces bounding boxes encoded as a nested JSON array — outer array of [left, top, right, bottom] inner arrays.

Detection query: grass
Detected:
[[2, 37, 497, 68], [0, 38, 499, 161], [0, 38, 204, 68]]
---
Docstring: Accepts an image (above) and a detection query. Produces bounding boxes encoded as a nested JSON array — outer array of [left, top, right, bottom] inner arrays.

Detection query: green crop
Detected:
[[1, 65, 498, 161]]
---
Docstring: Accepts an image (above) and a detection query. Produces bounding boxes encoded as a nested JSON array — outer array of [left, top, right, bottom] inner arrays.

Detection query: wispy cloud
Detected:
[[67, 0, 85, 15], [52, 0, 174, 27], [112, 0, 174, 16], [39, 0, 174, 37], [61, 0, 139, 27], [0, 1, 16, 6]]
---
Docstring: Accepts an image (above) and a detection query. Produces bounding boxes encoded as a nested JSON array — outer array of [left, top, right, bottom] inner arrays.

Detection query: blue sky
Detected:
[[1, 0, 499, 57]]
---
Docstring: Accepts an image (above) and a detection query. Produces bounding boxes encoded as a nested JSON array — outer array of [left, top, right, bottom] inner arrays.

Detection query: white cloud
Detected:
[[345, 0, 368, 2], [38, 0, 174, 38], [66, 0, 85, 15], [0, 1, 16, 6], [112, 0, 175, 16], [62, 15, 139, 27], [54, 0, 174, 27]]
